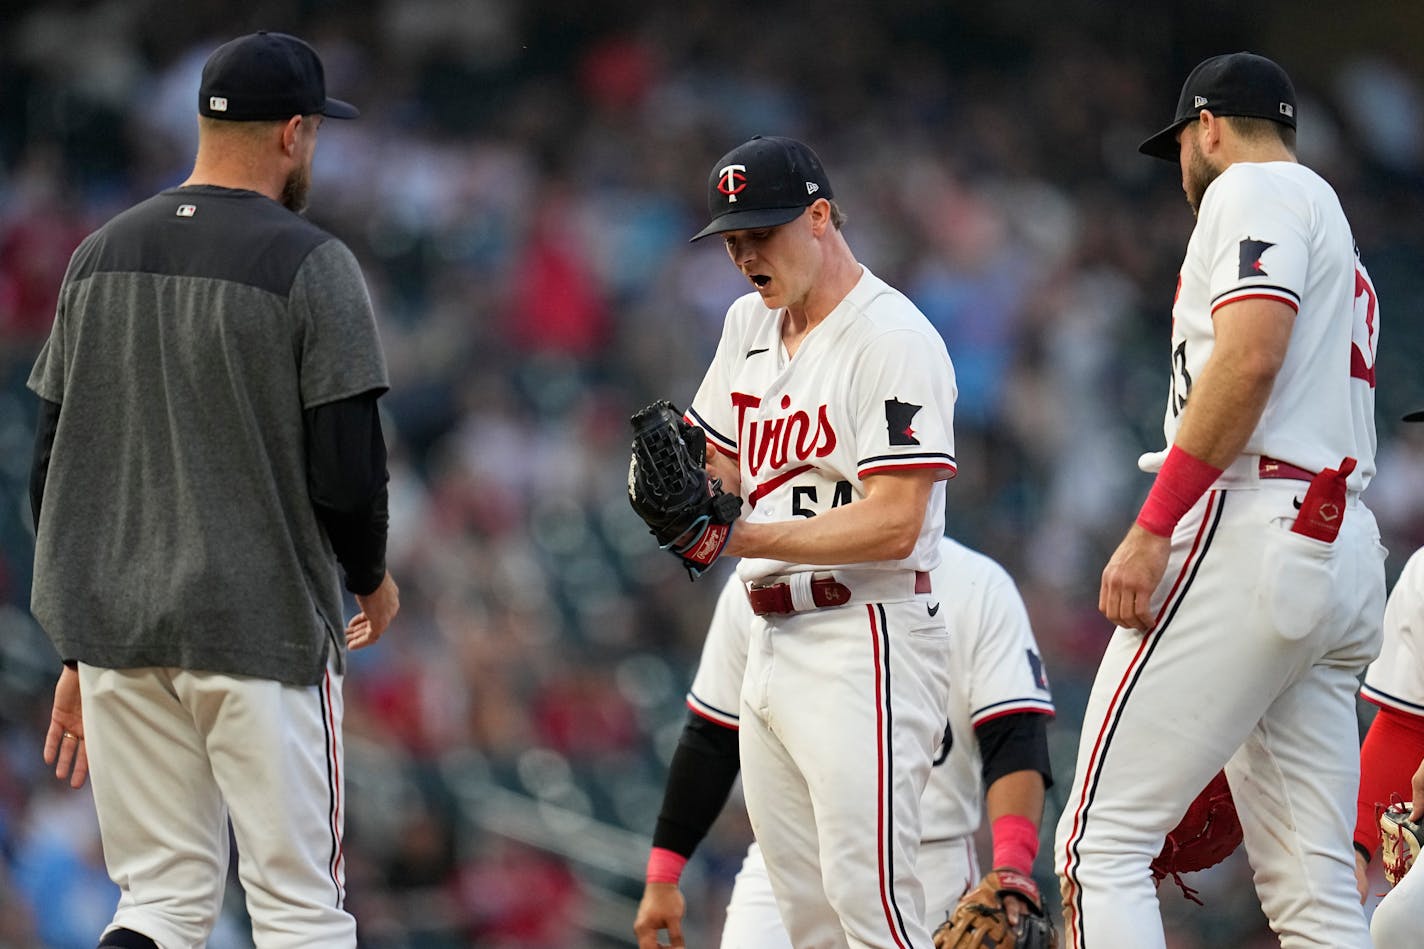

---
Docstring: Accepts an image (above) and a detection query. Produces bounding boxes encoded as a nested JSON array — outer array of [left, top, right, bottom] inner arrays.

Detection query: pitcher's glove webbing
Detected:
[[628, 400, 742, 579]]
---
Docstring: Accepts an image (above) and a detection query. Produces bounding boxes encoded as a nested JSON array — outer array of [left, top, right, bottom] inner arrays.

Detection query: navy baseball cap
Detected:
[[1405, 409, 1424, 422], [690, 136, 833, 242], [199, 31, 358, 121], [1139, 53, 1296, 161]]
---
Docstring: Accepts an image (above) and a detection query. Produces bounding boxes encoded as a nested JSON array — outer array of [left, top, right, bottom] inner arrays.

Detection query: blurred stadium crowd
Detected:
[[0, 1, 1422, 946]]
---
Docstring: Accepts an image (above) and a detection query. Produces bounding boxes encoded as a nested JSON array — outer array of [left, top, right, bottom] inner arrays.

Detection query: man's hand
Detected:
[[1100, 523, 1171, 630], [633, 882, 685, 949], [1355, 849, 1369, 904], [43, 665, 88, 789], [347, 571, 399, 649], [1001, 892, 1029, 925], [704, 440, 741, 498]]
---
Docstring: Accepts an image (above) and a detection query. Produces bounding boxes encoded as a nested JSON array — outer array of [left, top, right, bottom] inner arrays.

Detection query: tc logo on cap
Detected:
[[717, 164, 747, 203], [209, 96, 228, 112]]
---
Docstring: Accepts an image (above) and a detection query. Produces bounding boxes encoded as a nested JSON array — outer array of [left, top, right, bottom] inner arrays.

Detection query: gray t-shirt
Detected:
[[28, 185, 388, 686]]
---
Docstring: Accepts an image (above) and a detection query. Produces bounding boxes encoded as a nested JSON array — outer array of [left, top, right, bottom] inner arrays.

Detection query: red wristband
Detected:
[[991, 814, 1040, 877], [1136, 445, 1223, 537], [646, 846, 688, 884]]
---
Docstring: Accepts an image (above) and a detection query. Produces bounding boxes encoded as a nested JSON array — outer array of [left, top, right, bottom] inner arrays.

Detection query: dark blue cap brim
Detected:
[[1404, 410, 1424, 422], [323, 97, 359, 119], [690, 204, 806, 242]]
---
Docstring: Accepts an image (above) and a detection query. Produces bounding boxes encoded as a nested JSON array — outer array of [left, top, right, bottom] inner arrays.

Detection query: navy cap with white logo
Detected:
[[690, 136, 833, 242], [1139, 52, 1296, 161], [199, 31, 358, 122]]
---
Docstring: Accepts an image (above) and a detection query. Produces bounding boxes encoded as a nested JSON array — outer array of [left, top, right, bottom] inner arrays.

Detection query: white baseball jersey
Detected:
[[1362, 547, 1424, 716], [687, 266, 957, 583], [688, 537, 1055, 944], [1161, 161, 1379, 491], [1057, 157, 1387, 949]]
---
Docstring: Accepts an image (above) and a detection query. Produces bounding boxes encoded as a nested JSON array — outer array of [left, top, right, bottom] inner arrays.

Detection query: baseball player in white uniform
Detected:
[[632, 535, 1055, 948], [654, 135, 958, 949], [1354, 537, 1424, 943], [1056, 53, 1386, 948]]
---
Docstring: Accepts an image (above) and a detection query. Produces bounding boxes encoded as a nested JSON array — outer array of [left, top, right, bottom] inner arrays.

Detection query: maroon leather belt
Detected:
[[1258, 456, 1315, 481], [747, 571, 932, 616]]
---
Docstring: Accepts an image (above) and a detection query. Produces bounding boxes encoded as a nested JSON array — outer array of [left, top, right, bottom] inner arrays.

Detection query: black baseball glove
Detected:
[[628, 400, 742, 580]]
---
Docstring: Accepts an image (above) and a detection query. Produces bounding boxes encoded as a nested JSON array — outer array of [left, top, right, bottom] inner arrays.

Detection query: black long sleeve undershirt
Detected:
[[975, 711, 1054, 790], [305, 390, 389, 596], [651, 712, 742, 858], [29, 392, 389, 597], [29, 396, 59, 528]]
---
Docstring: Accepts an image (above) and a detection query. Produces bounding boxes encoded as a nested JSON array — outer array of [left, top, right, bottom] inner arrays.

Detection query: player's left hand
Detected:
[[347, 570, 400, 649], [44, 665, 89, 789], [632, 882, 685, 949], [1100, 523, 1171, 631]]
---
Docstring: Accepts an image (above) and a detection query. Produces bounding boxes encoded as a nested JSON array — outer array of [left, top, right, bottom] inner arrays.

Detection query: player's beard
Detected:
[[280, 162, 312, 214], [1184, 137, 1220, 217]]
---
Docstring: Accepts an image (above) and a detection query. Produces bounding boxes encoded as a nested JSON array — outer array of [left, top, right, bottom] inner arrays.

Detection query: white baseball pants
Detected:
[[739, 594, 951, 949], [719, 838, 977, 948], [80, 658, 354, 948], [1056, 483, 1385, 949]]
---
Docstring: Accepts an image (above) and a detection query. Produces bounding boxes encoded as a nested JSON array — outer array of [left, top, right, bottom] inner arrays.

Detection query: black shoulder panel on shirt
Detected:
[[67, 186, 332, 297]]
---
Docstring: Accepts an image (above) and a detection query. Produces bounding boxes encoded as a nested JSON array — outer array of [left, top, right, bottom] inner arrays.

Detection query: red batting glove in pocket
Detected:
[[1290, 457, 1356, 543]]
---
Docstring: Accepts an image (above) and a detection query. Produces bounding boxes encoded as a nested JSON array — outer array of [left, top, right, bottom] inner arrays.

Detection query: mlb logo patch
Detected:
[[208, 96, 228, 112], [176, 204, 197, 217]]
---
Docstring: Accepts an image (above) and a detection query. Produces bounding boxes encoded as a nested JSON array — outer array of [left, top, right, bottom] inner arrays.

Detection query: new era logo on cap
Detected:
[[1194, 95, 1208, 108]]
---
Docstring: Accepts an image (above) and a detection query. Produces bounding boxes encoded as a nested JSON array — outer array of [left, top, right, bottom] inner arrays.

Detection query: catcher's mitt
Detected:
[[1150, 770, 1242, 905], [933, 868, 1057, 949], [628, 400, 742, 580], [1379, 801, 1423, 886]]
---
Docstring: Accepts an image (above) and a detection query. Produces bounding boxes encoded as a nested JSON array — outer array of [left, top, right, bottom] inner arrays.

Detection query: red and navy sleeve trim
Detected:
[[858, 452, 956, 479], [971, 698, 1056, 727], [1210, 284, 1300, 314], [1362, 683, 1424, 716], [684, 407, 737, 457], [687, 691, 740, 729]]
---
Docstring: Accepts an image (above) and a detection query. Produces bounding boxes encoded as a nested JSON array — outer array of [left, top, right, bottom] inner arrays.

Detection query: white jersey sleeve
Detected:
[[1362, 547, 1424, 716], [1199, 164, 1310, 316], [848, 328, 957, 480], [686, 572, 753, 728], [919, 538, 1055, 842]]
